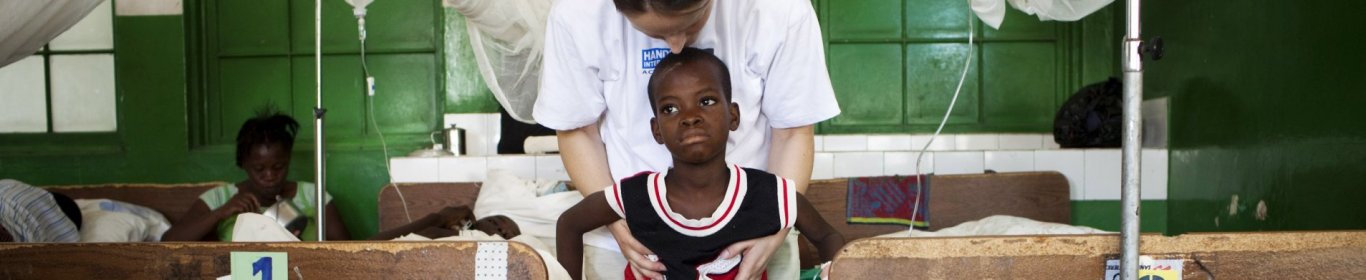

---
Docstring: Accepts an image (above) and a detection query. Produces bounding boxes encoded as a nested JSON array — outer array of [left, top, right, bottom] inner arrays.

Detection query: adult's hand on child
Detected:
[[433, 206, 475, 229], [216, 192, 261, 218], [721, 229, 789, 280], [610, 220, 666, 279]]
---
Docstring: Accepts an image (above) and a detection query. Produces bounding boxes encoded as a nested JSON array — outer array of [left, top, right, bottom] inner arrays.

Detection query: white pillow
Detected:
[[75, 199, 172, 242]]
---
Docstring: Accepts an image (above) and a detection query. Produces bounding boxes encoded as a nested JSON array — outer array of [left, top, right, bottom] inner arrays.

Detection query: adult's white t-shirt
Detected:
[[533, 0, 841, 184]]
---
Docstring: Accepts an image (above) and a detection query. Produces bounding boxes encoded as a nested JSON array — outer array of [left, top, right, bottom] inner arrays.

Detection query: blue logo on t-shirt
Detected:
[[642, 48, 671, 69]]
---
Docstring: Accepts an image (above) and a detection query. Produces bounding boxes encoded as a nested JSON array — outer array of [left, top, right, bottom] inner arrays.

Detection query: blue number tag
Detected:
[[232, 252, 288, 280]]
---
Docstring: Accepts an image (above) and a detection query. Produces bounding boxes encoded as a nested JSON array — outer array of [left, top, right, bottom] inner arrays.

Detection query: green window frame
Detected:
[[0, 1, 121, 155]]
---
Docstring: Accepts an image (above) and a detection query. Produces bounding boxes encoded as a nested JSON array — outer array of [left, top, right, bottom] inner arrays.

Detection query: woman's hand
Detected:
[[720, 229, 789, 280], [609, 220, 666, 279], [214, 192, 261, 218]]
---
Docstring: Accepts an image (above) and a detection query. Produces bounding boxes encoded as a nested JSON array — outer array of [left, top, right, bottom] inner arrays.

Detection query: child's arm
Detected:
[[369, 206, 473, 240], [793, 193, 845, 262], [557, 191, 624, 280]]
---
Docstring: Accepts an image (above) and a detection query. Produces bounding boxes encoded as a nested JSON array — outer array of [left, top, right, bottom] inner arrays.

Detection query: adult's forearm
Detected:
[[768, 125, 816, 193], [557, 122, 615, 195]]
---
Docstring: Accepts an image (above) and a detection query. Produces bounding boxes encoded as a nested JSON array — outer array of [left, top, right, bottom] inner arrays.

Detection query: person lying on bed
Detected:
[[0, 179, 82, 243], [556, 48, 844, 280], [162, 111, 350, 241]]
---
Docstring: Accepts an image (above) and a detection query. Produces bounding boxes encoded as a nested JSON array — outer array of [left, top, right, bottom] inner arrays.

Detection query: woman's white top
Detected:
[[533, 0, 841, 183]]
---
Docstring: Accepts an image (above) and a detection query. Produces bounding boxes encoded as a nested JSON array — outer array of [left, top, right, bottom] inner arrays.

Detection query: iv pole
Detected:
[[313, 0, 327, 241], [1119, 0, 1150, 278]]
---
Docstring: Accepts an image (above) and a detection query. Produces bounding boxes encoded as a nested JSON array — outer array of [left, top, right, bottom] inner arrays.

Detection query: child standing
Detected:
[[557, 48, 843, 280]]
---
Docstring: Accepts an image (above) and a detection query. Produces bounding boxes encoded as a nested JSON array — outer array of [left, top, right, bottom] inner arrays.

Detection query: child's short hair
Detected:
[[235, 108, 300, 167], [646, 47, 733, 112]]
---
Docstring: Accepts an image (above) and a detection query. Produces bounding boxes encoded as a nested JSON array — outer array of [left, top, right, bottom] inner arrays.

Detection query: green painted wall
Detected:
[[816, 1, 1119, 134], [0, 3, 1143, 240], [443, 10, 501, 114], [1147, 1, 1366, 233], [0, 16, 414, 239], [1073, 200, 1167, 233]]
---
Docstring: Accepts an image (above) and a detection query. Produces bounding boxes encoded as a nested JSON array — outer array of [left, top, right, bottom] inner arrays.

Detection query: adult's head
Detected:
[[613, 0, 713, 53]]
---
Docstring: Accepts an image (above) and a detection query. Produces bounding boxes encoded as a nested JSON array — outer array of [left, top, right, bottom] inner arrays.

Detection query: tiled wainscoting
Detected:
[[393, 114, 1172, 232], [396, 113, 1169, 202]]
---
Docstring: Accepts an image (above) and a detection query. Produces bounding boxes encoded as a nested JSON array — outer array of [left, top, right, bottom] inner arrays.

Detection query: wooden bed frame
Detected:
[[43, 182, 224, 224], [0, 241, 549, 279], [9, 183, 550, 279], [831, 231, 1366, 279], [375, 171, 1072, 268]]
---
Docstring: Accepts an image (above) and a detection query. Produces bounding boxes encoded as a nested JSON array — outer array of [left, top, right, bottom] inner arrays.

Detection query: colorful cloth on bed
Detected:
[[199, 182, 331, 241], [846, 175, 930, 228], [0, 179, 80, 242]]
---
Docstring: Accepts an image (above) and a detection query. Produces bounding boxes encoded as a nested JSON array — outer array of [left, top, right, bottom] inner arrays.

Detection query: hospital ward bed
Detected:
[[0, 241, 549, 279], [0, 182, 551, 279]]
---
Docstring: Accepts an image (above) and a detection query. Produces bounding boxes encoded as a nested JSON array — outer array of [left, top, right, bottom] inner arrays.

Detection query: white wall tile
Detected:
[[910, 135, 956, 151], [954, 134, 999, 150], [934, 151, 984, 175], [535, 155, 570, 181], [1084, 150, 1123, 200], [1142, 149, 1169, 200], [812, 153, 834, 180], [1042, 136, 1062, 149], [116, 0, 183, 16], [485, 113, 502, 155], [998, 134, 1044, 150], [445, 114, 490, 156], [884, 152, 933, 176], [50, 1, 113, 50], [985, 151, 1034, 173], [50, 54, 116, 132], [438, 157, 488, 182], [1035, 150, 1085, 200], [487, 155, 537, 180], [867, 135, 912, 151], [823, 135, 867, 152], [390, 157, 440, 183], [833, 152, 884, 178], [0, 56, 48, 133], [813, 136, 825, 152]]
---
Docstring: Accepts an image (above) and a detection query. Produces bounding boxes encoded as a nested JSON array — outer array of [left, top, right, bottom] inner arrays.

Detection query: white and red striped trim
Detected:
[[648, 165, 747, 237], [776, 177, 798, 229], [604, 183, 627, 218]]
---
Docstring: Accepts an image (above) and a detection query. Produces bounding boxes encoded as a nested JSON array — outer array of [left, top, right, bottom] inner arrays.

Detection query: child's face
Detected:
[[650, 63, 739, 164], [240, 143, 291, 193]]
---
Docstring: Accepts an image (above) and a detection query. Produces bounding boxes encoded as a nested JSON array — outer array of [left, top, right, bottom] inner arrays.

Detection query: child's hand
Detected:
[[432, 206, 474, 229], [471, 215, 521, 239], [217, 192, 262, 217]]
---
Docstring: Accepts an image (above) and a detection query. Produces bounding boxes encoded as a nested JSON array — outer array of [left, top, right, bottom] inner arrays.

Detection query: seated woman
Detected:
[[162, 111, 349, 241], [160, 110, 526, 242]]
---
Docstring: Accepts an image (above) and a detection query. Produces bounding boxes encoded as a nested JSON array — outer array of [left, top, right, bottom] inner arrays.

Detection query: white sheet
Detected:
[[882, 215, 1111, 238]]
